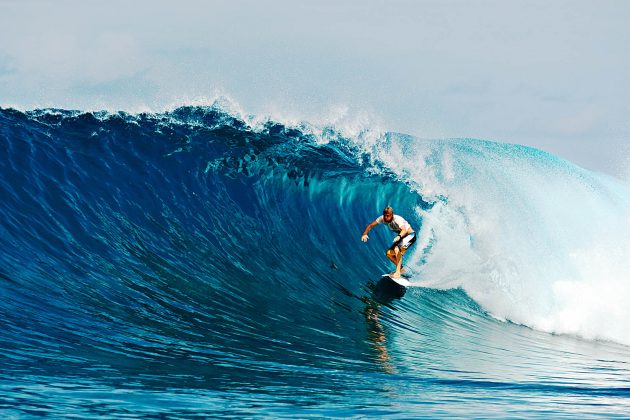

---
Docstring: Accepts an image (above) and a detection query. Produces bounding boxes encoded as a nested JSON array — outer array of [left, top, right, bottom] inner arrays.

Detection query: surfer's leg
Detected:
[[391, 246, 403, 277], [386, 248, 397, 265], [400, 248, 407, 274]]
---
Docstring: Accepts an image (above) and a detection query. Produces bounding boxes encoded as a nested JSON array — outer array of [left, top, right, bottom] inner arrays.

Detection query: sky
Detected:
[[1, 0, 629, 179]]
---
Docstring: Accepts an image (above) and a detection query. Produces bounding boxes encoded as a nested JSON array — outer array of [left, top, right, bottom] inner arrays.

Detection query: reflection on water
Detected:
[[362, 277, 408, 374], [363, 297, 395, 374]]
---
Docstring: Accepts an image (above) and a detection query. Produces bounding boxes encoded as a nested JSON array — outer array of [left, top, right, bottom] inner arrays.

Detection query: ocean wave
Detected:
[[3, 105, 630, 415], [2, 105, 630, 352]]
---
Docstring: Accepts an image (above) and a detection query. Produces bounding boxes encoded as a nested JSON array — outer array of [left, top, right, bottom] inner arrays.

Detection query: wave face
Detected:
[[1, 106, 630, 417]]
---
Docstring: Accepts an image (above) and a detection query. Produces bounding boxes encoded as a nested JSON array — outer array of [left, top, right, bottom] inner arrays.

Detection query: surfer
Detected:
[[361, 206, 416, 278]]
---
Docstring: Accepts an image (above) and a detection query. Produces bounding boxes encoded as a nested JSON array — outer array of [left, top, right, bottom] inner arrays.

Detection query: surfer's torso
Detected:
[[375, 214, 413, 233]]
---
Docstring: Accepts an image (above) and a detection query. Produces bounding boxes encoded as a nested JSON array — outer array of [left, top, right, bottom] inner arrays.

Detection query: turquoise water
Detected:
[[1, 106, 630, 417]]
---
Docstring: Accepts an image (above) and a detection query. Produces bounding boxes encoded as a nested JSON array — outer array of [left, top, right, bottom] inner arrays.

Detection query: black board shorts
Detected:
[[389, 232, 416, 251]]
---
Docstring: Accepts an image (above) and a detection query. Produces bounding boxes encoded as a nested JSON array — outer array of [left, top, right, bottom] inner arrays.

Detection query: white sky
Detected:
[[1, 0, 629, 178]]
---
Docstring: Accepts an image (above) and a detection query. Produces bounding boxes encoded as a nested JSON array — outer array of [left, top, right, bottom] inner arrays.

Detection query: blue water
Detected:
[[1, 106, 630, 418]]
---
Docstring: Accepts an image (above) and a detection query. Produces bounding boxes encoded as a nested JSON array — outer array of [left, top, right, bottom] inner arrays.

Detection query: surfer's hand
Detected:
[[361, 235, 369, 242], [393, 235, 401, 243]]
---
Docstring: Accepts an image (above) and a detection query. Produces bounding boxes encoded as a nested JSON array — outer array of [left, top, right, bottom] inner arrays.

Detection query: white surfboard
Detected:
[[381, 274, 410, 287]]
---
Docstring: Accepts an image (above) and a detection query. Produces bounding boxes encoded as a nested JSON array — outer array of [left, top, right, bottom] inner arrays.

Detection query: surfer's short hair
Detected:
[[383, 206, 394, 215]]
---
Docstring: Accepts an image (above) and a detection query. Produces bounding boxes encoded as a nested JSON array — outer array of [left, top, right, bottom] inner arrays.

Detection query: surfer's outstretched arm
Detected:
[[361, 220, 379, 242]]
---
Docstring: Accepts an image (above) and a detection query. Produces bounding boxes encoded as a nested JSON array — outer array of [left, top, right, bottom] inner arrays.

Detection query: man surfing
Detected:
[[361, 206, 416, 278]]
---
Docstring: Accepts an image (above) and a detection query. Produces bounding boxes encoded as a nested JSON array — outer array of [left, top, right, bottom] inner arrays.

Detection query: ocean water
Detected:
[[1, 105, 630, 418]]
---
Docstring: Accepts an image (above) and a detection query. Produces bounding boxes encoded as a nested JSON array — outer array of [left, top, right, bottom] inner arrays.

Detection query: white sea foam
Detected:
[[361, 134, 630, 346]]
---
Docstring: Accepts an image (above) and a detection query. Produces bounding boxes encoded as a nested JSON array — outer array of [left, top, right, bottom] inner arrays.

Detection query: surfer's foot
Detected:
[[390, 272, 401, 278]]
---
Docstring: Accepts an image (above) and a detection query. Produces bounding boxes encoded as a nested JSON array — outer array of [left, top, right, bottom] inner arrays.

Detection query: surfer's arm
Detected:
[[361, 220, 379, 242], [393, 226, 412, 242]]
